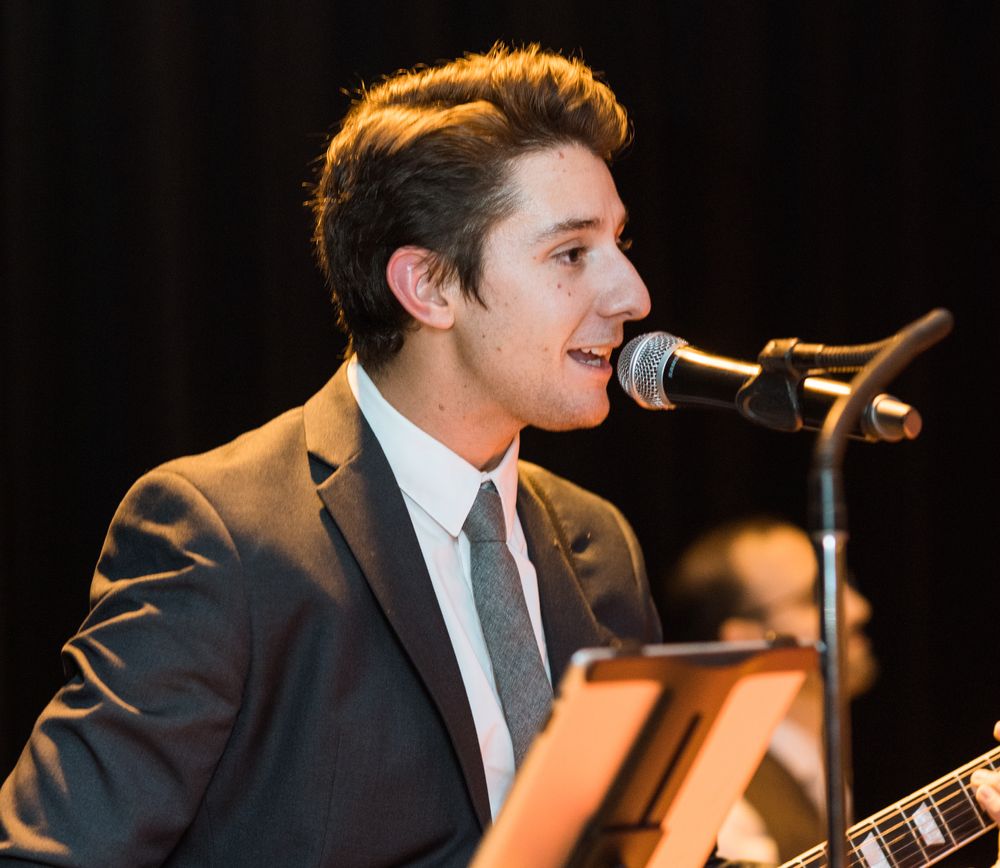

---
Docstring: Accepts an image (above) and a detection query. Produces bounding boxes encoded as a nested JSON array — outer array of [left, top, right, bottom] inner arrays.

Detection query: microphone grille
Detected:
[[617, 332, 688, 410]]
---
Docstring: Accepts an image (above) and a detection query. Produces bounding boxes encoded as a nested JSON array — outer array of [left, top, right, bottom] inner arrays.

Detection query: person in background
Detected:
[[659, 516, 877, 863]]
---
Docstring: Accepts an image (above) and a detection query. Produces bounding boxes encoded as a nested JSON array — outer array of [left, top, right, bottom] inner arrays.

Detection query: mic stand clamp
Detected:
[[735, 337, 814, 433], [735, 335, 900, 435]]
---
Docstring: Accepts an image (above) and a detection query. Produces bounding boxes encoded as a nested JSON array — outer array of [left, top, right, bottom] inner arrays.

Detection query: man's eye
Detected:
[[558, 246, 587, 265]]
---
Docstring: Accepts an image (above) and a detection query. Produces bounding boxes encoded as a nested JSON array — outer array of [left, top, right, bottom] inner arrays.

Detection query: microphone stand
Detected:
[[807, 308, 953, 866]]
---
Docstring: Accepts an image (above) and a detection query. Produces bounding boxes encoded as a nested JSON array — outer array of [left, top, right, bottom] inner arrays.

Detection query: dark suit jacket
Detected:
[[743, 753, 826, 863], [0, 365, 661, 867]]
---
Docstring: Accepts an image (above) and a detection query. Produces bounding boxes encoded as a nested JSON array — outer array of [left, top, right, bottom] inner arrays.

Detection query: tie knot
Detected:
[[463, 482, 507, 543]]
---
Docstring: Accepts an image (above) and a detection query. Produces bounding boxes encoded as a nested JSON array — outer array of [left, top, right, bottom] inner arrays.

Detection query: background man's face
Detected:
[[730, 526, 878, 698], [448, 144, 650, 435]]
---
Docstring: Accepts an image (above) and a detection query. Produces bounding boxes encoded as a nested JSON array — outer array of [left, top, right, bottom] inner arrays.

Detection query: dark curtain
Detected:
[[3, 1, 997, 857]]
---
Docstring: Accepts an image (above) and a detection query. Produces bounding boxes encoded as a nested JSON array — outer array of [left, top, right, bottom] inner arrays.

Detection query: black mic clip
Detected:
[[736, 335, 894, 434], [735, 337, 814, 433]]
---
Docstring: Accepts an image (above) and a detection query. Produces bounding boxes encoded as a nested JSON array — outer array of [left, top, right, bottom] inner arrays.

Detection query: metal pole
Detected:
[[810, 308, 953, 866]]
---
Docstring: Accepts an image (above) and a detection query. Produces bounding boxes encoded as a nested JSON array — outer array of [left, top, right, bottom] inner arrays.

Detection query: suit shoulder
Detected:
[[517, 461, 660, 644], [155, 405, 307, 488], [111, 405, 314, 545], [517, 459, 644, 566], [517, 460, 630, 525]]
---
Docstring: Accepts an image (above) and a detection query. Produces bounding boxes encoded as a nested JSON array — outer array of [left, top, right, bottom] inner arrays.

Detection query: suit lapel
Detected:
[[304, 366, 492, 829], [517, 468, 610, 689]]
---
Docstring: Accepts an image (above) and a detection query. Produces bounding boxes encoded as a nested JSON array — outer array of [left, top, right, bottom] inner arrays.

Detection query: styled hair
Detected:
[[659, 516, 794, 642], [310, 43, 630, 369]]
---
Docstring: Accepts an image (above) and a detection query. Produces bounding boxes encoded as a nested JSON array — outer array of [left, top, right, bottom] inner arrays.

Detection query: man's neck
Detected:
[[366, 351, 519, 472]]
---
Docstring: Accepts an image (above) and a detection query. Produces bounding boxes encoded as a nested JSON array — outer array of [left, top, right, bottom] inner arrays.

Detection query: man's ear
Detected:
[[385, 246, 455, 330], [719, 617, 767, 642]]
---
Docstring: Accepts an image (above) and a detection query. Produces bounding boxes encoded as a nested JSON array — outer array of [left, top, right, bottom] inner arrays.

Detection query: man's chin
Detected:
[[531, 399, 610, 433]]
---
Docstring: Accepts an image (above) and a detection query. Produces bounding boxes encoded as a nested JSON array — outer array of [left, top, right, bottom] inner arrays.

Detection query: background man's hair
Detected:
[[659, 516, 793, 642], [310, 43, 631, 370]]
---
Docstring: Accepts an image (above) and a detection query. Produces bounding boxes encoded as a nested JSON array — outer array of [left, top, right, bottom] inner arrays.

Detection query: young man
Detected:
[[0, 46, 661, 866]]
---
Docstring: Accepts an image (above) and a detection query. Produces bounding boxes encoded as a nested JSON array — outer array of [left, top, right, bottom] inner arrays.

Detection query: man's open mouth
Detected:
[[568, 346, 612, 367]]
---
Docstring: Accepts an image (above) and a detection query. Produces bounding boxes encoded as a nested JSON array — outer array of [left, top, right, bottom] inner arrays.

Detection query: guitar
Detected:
[[781, 746, 1000, 866]]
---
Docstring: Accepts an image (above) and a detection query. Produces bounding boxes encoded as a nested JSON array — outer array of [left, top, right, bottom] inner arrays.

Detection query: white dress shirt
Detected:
[[347, 357, 551, 818]]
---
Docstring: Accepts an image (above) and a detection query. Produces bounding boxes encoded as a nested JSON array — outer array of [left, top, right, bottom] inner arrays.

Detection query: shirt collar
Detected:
[[347, 356, 520, 539]]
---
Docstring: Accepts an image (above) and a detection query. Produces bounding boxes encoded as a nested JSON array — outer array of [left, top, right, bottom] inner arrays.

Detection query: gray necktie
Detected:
[[464, 482, 552, 766]]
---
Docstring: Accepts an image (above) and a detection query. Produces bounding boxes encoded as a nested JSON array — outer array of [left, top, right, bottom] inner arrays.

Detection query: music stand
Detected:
[[471, 640, 816, 868]]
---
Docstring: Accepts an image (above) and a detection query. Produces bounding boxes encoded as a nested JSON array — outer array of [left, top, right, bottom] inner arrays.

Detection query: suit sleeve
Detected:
[[0, 469, 251, 867]]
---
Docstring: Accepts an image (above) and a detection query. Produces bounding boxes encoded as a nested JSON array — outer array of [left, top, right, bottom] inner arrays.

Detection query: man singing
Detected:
[[0, 45, 660, 866]]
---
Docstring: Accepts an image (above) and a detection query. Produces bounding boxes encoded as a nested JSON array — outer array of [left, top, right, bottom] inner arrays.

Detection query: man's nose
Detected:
[[601, 253, 651, 322]]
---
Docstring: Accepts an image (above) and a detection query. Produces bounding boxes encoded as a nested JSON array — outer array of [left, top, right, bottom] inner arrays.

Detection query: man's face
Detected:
[[448, 144, 650, 435], [730, 527, 878, 698]]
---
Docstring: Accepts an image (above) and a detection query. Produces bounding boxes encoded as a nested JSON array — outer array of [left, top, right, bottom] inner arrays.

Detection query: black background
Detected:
[[2, 2, 997, 862]]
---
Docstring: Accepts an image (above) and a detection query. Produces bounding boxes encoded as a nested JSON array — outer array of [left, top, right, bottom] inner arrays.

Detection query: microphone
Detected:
[[617, 332, 922, 442]]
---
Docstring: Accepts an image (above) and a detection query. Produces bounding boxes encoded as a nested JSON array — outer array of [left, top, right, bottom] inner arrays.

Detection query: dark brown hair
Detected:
[[659, 517, 794, 641], [310, 43, 630, 369]]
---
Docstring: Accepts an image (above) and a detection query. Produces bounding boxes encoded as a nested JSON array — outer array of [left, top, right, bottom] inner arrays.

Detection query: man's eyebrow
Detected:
[[531, 217, 600, 244], [530, 210, 630, 244]]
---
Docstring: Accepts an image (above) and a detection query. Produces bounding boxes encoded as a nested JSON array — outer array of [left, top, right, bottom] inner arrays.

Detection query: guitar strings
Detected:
[[844, 755, 999, 868], [782, 747, 1000, 867], [780, 746, 1000, 867]]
